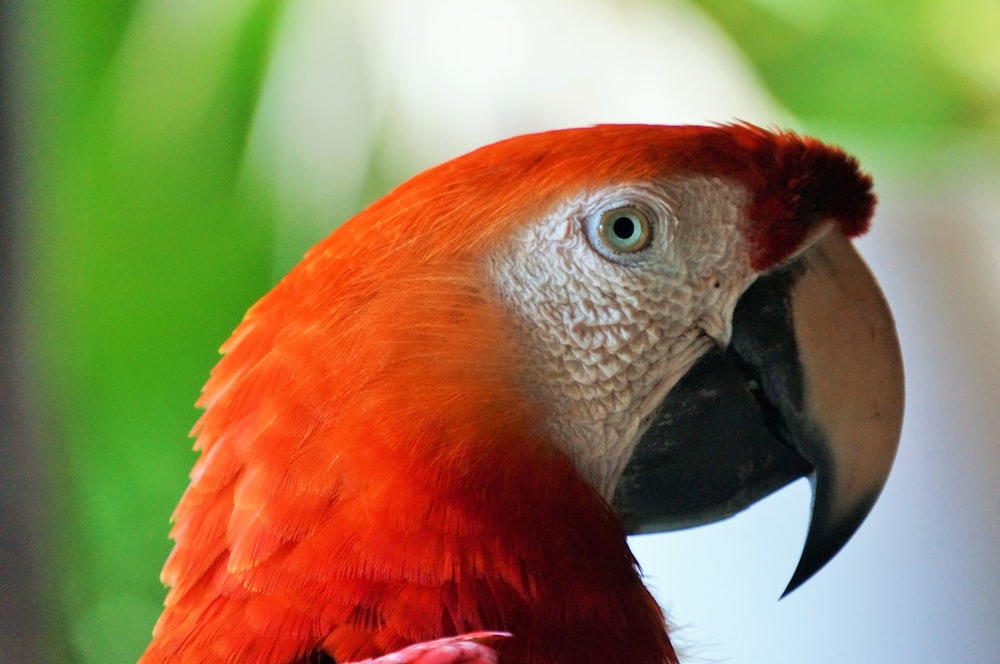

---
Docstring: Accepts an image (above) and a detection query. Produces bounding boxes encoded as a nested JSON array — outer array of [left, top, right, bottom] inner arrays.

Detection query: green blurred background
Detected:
[[3, 0, 998, 662]]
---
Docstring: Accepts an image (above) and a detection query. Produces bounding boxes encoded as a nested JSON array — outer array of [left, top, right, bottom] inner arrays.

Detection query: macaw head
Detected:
[[423, 123, 903, 594]]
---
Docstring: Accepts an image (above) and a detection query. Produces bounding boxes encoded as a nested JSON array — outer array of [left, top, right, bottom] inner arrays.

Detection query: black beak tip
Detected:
[[781, 553, 823, 599], [780, 487, 880, 599]]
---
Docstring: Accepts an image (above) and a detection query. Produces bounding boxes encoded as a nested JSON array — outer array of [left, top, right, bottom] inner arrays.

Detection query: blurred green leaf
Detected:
[[25, 0, 285, 660], [692, 0, 999, 145]]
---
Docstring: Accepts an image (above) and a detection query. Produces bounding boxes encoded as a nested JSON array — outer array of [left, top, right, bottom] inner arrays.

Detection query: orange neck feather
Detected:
[[144, 271, 678, 663]]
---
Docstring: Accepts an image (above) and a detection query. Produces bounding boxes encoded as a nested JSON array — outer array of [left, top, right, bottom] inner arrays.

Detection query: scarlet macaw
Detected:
[[140, 124, 904, 664]]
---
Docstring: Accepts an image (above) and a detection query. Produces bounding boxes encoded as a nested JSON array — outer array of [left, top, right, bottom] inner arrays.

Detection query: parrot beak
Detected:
[[612, 228, 904, 595]]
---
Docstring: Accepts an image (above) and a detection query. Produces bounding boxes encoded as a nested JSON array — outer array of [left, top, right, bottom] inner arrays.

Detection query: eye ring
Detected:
[[598, 206, 652, 254]]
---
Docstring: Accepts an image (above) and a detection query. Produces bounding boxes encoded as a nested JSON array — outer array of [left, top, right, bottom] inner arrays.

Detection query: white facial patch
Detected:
[[489, 178, 757, 500]]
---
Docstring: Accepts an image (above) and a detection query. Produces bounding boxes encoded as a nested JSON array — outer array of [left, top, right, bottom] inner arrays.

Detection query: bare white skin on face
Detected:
[[489, 177, 758, 500]]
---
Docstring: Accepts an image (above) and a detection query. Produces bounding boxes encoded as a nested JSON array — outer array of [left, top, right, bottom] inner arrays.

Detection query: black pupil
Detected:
[[613, 216, 636, 240]]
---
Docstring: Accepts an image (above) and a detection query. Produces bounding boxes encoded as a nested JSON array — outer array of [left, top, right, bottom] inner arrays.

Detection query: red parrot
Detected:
[[141, 124, 904, 664]]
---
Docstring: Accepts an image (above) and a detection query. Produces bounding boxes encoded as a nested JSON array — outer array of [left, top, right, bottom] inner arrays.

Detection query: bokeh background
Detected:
[[3, 0, 999, 662]]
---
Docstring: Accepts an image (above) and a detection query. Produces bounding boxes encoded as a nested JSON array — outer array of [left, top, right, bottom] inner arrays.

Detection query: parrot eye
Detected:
[[597, 206, 652, 254]]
